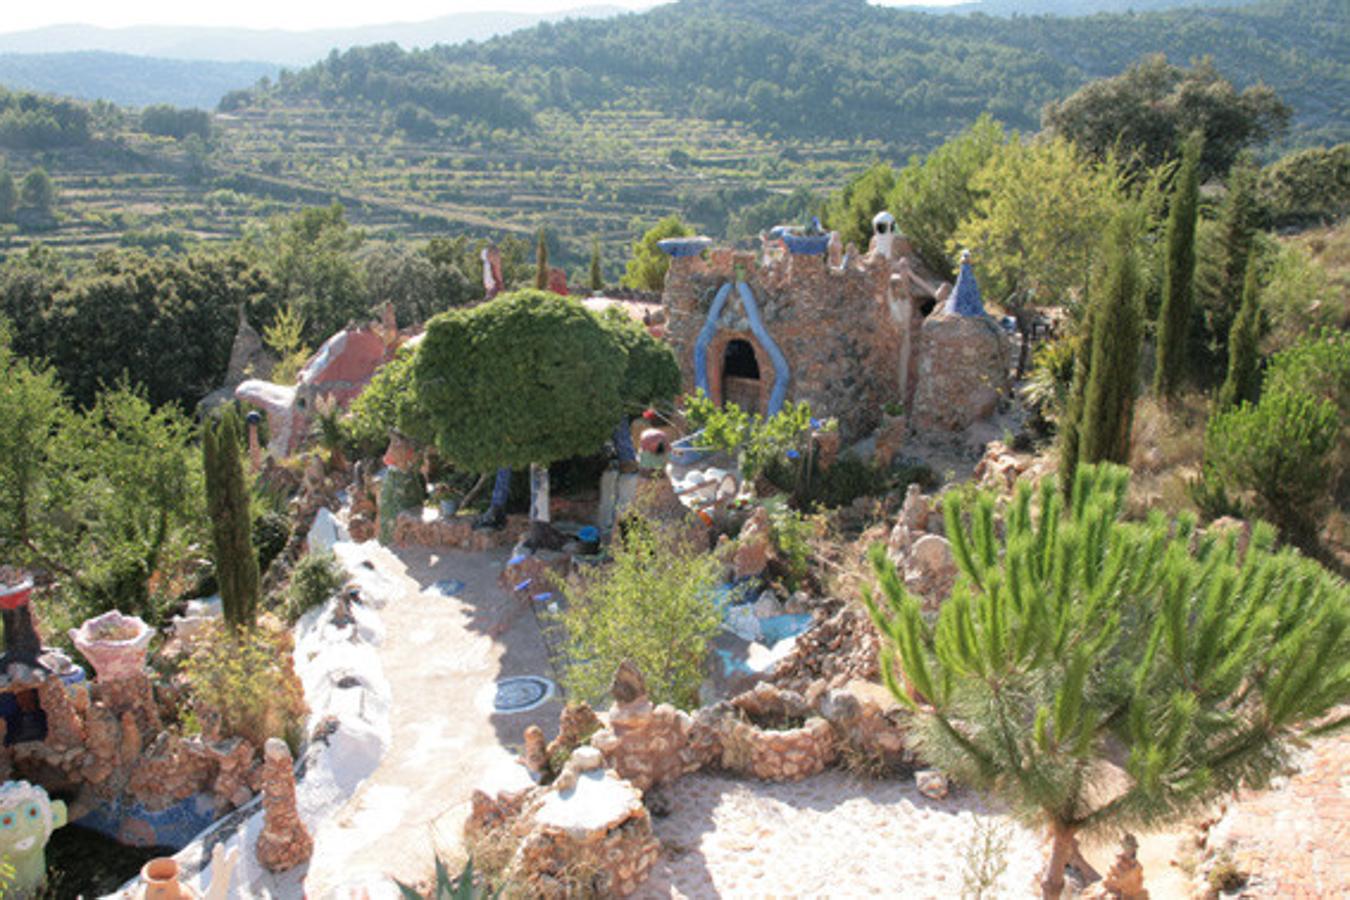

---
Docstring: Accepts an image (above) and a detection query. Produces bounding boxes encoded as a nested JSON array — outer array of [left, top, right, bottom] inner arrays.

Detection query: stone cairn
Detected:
[[254, 738, 312, 873]]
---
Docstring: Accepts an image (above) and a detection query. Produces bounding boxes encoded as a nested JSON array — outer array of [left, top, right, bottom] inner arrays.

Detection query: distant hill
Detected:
[[897, 0, 1260, 15], [1, 0, 1344, 270], [0, 7, 629, 67], [0, 52, 278, 108], [258, 0, 1347, 149]]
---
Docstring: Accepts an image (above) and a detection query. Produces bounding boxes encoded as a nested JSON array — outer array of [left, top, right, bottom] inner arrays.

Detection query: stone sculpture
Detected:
[[254, 738, 312, 872], [0, 780, 67, 898]]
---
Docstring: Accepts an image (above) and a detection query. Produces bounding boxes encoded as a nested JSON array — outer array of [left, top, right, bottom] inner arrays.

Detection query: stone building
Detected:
[[659, 213, 1005, 442]]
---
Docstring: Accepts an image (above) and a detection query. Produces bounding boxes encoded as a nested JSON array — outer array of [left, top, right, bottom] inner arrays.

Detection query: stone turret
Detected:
[[910, 250, 1008, 431]]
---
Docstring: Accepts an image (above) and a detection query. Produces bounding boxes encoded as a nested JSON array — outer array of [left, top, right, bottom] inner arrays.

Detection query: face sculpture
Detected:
[[0, 781, 66, 897]]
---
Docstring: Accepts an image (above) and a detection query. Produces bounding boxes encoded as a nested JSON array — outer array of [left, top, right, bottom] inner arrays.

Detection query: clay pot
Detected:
[[140, 857, 198, 899], [70, 610, 153, 681], [0, 578, 33, 611]]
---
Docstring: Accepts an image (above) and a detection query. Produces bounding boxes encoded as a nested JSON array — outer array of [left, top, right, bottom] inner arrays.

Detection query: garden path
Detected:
[[302, 542, 561, 899]]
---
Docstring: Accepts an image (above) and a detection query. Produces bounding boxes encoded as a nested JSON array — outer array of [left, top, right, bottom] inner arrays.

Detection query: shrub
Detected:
[[344, 345, 432, 457], [286, 551, 345, 622], [622, 215, 692, 291], [415, 290, 626, 473], [182, 623, 306, 751], [683, 391, 817, 483], [598, 306, 681, 415], [555, 514, 724, 709], [866, 464, 1350, 899], [252, 510, 291, 575], [1205, 385, 1338, 547]]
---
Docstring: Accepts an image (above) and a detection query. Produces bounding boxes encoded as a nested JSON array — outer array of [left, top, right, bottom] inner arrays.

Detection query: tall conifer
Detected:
[[589, 238, 604, 292], [1079, 215, 1144, 464], [534, 229, 549, 290], [203, 407, 259, 629], [1154, 132, 1202, 397], [1217, 255, 1262, 410]]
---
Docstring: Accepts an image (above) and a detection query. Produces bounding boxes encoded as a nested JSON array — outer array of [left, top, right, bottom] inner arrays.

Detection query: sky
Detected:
[[2, 0, 965, 33]]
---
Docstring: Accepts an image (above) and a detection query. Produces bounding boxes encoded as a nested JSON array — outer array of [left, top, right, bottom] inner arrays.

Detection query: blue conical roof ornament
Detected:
[[944, 249, 986, 317]]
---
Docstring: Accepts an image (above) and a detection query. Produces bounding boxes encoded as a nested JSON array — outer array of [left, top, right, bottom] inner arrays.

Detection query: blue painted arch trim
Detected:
[[693, 282, 791, 416]]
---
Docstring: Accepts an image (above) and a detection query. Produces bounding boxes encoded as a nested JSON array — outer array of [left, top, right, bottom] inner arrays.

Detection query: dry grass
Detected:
[[1127, 392, 1210, 520]]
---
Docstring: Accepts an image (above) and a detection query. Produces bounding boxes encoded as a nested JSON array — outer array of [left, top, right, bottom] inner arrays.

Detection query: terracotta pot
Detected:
[[69, 610, 153, 681], [141, 857, 198, 900], [0, 579, 33, 611]]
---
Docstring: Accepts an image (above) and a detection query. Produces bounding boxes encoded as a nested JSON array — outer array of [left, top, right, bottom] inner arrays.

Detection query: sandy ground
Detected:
[[302, 542, 561, 899], [639, 770, 1046, 899]]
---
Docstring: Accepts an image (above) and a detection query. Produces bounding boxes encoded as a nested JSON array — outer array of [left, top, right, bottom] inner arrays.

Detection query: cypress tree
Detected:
[[534, 228, 549, 290], [1217, 254, 1262, 410], [1079, 215, 1144, 465], [203, 407, 259, 629], [0, 170, 15, 223], [589, 238, 604, 292], [1154, 132, 1203, 398], [1217, 159, 1260, 318], [1058, 327, 1090, 498]]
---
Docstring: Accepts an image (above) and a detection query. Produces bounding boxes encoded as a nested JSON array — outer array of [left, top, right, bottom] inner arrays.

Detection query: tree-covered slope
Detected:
[[256, 0, 1347, 149]]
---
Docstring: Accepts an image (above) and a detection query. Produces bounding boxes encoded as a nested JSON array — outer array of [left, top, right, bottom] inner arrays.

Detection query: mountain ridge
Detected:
[[0, 6, 630, 66]]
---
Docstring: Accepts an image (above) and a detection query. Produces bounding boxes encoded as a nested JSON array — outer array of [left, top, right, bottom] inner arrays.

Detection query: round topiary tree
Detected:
[[414, 290, 628, 543]]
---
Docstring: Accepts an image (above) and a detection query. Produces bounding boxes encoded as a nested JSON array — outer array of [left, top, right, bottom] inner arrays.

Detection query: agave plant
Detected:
[[396, 857, 498, 900]]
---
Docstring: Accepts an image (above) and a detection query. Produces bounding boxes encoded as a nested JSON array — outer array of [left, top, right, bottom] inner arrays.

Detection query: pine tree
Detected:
[[1216, 254, 1262, 410], [1079, 215, 1143, 465], [589, 238, 604, 292], [203, 407, 259, 629], [1154, 132, 1202, 398], [534, 228, 549, 290], [866, 464, 1350, 900]]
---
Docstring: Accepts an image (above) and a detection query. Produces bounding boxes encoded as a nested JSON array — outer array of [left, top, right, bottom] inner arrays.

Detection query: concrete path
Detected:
[[303, 542, 561, 898]]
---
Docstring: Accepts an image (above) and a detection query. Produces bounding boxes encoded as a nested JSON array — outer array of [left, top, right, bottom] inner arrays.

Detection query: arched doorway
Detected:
[[722, 338, 762, 414]]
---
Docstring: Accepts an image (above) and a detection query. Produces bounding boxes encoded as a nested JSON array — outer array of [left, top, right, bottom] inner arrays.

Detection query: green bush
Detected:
[[1260, 143, 1349, 227], [866, 463, 1349, 899], [287, 550, 345, 622], [555, 514, 724, 709], [1204, 390, 1337, 547], [0, 339, 204, 627], [598, 306, 681, 414], [344, 345, 431, 458], [252, 510, 291, 575], [415, 290, 626, 472], [683, 391, 817, 482], [182, 623, 306, 751]]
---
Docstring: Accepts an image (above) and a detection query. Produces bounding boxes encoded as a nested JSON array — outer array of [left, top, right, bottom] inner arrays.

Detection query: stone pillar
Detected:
[[890, 272, 915, 402], [254, 738, 312, 873]]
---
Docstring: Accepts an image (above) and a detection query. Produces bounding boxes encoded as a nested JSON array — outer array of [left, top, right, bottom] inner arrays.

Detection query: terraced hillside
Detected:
[[2, 102, 871, 273], [1, 0, 1344, 272]]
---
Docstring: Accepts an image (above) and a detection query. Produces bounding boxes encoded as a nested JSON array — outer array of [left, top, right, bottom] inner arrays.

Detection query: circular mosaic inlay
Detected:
[[492, 675, 556, 714]]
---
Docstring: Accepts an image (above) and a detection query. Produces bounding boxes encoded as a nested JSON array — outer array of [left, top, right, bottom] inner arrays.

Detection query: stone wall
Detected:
[[910, 312, 1008, 432], [662, 249, 909, 441], [588, 662, 721, 792]]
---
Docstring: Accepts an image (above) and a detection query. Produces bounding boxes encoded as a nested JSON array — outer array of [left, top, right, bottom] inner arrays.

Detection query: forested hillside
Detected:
[[258, 0, 1347, 148], [0, 0, 1344, 270]]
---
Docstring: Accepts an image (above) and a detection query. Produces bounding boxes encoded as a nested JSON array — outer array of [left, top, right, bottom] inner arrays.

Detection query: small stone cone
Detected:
[[254, 738, 312, 872]]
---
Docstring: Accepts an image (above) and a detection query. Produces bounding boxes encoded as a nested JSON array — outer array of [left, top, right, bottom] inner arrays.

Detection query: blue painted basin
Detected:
[[77, 793, 218, 850], [781, 234, 831, 255], [656, 236, 713, 258], [670, 432, 713, 466], [759, 614, 814, 646]]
